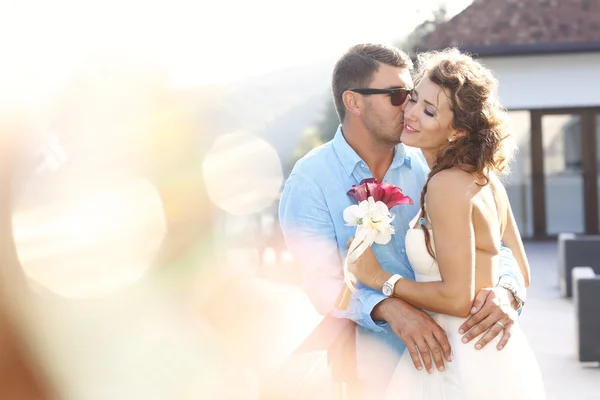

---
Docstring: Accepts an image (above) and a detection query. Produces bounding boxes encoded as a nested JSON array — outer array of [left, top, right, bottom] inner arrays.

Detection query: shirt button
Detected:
[[361, 163, 366, 168], [401, 248, 406, 253]]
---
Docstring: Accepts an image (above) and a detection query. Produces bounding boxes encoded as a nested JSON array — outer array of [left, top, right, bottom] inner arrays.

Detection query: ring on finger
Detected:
[[495, 321, 505, 328]]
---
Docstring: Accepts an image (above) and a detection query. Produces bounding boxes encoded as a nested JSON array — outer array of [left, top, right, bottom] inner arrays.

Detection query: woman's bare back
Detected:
[[472, 172, 529, 291]]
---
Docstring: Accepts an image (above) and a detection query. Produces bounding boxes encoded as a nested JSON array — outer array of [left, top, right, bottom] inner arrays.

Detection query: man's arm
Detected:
[[496, 246, 526, 311], [280, 172, 451, 373], [279, 172, 386, 331], [496, 198, 529, 308]]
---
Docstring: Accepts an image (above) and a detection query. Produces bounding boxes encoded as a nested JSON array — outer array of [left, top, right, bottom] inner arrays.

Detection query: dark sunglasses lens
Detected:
[[390, 90, 408, 106]]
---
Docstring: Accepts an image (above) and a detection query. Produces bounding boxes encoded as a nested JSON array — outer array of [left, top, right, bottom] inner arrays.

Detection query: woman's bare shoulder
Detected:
[[428, 167, 482, 198]]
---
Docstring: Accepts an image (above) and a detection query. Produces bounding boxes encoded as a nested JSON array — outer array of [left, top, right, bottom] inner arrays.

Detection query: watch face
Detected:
[[382, 285, 392, 296]]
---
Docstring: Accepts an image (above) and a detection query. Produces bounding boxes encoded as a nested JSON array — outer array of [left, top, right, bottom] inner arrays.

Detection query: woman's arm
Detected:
[[351, 170, 477, 317]]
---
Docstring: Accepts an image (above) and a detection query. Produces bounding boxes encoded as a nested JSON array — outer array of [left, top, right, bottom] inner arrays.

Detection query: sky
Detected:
[[0, 0, 473, 97]]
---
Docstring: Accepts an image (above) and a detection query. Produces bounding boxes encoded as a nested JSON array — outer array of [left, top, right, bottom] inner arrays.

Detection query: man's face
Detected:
[[361, 65, 413, 147]]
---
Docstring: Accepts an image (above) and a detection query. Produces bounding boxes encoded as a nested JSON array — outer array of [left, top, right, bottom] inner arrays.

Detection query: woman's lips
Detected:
[[404, 123, 418, 133]]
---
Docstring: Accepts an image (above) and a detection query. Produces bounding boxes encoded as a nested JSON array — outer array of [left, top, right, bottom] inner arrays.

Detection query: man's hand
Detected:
[[458, 287, 517, 351], [372, 298, 451, 373]]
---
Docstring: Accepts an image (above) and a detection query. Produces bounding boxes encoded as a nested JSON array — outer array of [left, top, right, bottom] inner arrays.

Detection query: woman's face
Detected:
[[401, 76, 460, 152]]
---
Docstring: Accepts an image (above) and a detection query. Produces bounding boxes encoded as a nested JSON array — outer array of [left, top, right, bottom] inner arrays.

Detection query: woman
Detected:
[[348, 48, 545, 399]]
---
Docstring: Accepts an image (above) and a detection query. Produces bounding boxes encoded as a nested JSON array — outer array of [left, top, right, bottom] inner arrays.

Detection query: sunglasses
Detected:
[[349, 87, 413, 106]]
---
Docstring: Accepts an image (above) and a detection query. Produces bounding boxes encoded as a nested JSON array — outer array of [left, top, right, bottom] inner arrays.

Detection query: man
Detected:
[[279, 43, 526, 397]]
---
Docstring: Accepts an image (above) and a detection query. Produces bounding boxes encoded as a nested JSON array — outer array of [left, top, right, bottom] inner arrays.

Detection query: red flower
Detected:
[[347, 178, 413, 209], [346, 178, 375, 203]]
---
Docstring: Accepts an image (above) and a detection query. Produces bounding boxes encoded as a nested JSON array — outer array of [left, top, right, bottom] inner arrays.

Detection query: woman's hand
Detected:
[[346, 237, 391, 291]]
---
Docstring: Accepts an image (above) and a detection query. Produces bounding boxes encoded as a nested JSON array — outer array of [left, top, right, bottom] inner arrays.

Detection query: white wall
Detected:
[[481, 52, 600, 110], [479, 53, 600, 236], [503, 111, 533, 236]]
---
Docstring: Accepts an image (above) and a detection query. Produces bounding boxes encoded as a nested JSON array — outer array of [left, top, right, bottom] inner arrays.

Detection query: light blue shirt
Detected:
[[279, 126, 525, 377]]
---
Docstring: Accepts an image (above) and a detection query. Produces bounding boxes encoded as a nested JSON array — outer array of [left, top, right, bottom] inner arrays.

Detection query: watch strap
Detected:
[[382, 274, 403, 297]]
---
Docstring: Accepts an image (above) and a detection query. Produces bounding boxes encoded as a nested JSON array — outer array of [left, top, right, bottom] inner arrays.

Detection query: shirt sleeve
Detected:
[[279, 172, 388, 332], [496, 244, 527, 312]]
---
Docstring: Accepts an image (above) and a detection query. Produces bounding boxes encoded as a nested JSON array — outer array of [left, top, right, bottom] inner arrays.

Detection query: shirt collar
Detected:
[[392, 145, 412, 170], [332, 125, 412, 177], [332, 126, 362, 177]]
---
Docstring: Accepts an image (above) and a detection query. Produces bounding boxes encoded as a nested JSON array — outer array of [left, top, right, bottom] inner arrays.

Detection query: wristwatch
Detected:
[[498, 281, 525, 310], [382, 274, 403, 297]]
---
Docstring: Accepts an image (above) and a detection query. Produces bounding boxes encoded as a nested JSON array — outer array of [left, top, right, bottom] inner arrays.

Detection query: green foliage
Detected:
[[285, 97, 340, 175], [315, 99, 341, 144], [284, 127, 324, 176], [397, 5, 448, 57], [293, 128, 324, 159]]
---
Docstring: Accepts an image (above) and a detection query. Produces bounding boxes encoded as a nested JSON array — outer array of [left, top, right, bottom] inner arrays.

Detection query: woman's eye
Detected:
[[424, 109, 435, 117]]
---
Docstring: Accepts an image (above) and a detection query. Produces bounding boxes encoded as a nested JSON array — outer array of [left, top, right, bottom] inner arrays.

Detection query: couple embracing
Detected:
[[279, 43, 545, 399]]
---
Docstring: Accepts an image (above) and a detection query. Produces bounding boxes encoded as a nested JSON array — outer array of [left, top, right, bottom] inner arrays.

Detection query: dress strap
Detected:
[[409, 211, 421, 229]]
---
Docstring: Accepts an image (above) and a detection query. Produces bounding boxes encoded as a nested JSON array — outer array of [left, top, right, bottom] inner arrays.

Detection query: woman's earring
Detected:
[[448, 138, 453, 143]]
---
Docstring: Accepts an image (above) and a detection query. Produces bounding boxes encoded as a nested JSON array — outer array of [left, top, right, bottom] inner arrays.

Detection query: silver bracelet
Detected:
[[499, 282, 525, 310]]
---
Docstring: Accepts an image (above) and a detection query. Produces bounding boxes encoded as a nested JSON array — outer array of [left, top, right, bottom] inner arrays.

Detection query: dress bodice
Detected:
[[405, 211, 441, 283], [391, 215, 545, 400]]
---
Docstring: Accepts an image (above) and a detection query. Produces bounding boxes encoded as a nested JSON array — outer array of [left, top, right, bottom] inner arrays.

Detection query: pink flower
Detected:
[[347, 178, 413, 209], [346, 178, 375, 203]]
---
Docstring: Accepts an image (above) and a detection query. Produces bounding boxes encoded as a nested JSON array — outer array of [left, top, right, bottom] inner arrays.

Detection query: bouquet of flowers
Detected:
[[335, 178, 413, 310]]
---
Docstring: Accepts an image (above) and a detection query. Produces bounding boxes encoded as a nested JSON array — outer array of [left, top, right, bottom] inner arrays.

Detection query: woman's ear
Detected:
[[449, 130, 468, 142], [342, 91, 361, 117]]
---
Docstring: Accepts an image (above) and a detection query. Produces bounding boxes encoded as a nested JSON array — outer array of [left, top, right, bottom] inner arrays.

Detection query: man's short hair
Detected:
[[332, 43, 412, 122]]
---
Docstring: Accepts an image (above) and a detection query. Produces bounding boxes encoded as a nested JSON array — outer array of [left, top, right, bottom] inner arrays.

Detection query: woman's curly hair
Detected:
[[416, 48, 516, 257]]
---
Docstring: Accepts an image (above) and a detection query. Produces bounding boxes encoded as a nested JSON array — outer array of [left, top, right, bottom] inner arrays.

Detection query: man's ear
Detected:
[[342, 91, 361, 117]]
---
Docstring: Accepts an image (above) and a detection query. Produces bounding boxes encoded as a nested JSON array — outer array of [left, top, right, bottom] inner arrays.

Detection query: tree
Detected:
[[397, 5, 448, 57], [284, 97, 339, 175], [316, 99, 341, 144], [283, 127, 324, 176]]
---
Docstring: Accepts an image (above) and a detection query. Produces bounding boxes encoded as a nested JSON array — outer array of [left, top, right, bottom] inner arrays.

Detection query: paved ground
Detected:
[[518, 241, 600, 400]]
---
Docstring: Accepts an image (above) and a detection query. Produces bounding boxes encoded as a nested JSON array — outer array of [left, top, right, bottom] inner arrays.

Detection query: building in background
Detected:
[[414, 0, 600, 239]]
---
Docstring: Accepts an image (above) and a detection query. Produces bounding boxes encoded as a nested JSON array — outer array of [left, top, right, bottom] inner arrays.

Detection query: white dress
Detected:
[[384, 212, 546, 400]]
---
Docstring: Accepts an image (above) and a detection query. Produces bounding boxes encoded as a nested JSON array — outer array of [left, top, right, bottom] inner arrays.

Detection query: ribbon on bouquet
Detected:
[[335, 226, 373, 310], [334, 179, 413, 310]]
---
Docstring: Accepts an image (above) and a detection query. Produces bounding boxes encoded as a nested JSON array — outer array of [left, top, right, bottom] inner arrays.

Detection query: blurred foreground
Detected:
[[2, 118, 600, 399]]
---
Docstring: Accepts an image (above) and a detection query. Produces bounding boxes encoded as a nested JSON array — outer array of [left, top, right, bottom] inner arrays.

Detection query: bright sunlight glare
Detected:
[[0, 0, 473, 99]]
